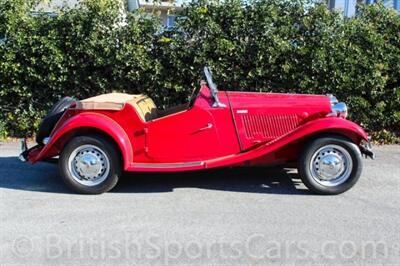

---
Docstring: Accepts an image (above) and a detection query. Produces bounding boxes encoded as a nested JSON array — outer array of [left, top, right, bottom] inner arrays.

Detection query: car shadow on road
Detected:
[[116, 167, 311, 195], [0, 156, 311, 195]]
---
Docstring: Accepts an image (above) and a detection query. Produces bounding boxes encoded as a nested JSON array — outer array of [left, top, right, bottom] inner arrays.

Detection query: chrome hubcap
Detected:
[[68, 145, 110, 186], [309, 144, 353, 187]]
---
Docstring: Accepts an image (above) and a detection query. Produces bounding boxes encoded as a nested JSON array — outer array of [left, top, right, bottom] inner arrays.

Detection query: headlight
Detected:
[[331, 102, 348, 118], [326, 94, 347, 118], [327, 94, 338, 105]]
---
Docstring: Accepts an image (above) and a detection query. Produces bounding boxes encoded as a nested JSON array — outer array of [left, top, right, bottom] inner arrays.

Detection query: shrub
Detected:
[[0, 0, 399, 142]]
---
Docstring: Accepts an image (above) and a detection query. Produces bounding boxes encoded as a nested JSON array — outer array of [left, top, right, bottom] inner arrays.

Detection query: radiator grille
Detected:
[[242, 114, 300, 140]]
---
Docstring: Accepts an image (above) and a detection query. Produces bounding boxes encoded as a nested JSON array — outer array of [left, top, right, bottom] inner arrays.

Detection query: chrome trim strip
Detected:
[[133, 162, 204, 168]]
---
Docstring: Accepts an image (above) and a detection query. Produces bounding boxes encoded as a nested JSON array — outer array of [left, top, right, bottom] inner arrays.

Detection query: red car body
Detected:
[[24, 83, 370, 172]]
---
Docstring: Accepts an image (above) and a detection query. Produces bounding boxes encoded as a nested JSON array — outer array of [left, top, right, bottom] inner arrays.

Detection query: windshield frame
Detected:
[[203, 67, 226, 108]]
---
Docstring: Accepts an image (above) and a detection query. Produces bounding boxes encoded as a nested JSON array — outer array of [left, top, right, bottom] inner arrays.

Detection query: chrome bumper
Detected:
[[360, 139, 375, 159], [19, 139, 28, 162], [19, 139, 41, 162]]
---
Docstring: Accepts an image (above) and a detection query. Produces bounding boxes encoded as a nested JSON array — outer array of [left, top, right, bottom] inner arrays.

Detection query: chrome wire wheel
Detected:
[[67, 144, 110, 187], [309, 144, 353, 187]]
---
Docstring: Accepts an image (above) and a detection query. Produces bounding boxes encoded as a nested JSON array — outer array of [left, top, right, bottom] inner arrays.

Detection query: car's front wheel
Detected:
[[298, 135, 363, 195], [59, 135, 121, 194]]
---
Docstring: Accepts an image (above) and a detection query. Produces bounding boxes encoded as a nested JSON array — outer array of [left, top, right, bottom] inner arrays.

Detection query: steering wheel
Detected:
[[188, 86, 201, 108]]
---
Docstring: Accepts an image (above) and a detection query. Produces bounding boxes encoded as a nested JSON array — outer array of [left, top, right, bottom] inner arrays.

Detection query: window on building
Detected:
[[327, 0, 335, 10], [167, 15, 177, 28], [360, 0, 399, 9], [395, 0, 400, 10]]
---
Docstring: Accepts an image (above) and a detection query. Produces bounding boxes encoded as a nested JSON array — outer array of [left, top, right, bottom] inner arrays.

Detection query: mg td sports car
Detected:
[[20, 67, 374, 194]]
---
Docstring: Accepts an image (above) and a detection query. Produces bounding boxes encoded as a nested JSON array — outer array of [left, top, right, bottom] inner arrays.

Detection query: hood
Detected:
[[225, 91, 332, 150], [226, 91, 332, 114]]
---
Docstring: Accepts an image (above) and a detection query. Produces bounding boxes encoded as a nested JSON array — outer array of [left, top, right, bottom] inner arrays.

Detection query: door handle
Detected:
[[198, 123, 213, 131]]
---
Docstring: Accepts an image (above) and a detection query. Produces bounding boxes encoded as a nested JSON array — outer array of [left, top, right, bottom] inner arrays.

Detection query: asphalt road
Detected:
[[0, 141, 399, 265]]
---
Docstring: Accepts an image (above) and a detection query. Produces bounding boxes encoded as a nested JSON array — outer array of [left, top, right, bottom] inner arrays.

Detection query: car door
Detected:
[[145, 106, 220, 162]]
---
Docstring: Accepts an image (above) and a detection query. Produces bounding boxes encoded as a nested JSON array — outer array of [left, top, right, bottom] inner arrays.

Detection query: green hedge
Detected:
[[0, 0, 399, 142]]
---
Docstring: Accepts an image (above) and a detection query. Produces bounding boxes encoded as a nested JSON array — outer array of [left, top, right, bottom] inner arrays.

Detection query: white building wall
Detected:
[[328, 0, 357, 16], [35, 0, 80, 11], [328, 0, 400, 16]]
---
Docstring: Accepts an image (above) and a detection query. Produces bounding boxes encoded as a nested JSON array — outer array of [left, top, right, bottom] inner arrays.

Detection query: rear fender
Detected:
[[31, 112, 133, 170], [206, 117, 368, 168]]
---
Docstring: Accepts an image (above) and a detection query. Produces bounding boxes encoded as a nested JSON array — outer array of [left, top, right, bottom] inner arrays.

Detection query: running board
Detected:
[[129, 161, 205, 172]]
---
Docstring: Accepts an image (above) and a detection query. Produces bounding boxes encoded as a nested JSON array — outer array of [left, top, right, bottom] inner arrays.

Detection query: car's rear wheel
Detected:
[[298, 135, 362, 195], [59, 135, 121, 194]]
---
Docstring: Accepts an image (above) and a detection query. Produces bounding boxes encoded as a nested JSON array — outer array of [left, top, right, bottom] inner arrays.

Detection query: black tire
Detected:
[[298, 135, 363, 195], [59, 135, 121, 194], [36, 97, 75, 145]]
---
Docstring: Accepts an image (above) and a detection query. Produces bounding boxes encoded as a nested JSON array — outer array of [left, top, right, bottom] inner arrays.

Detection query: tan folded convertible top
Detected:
[[75, 93, 142, 111], [75, 92, 158, 122]]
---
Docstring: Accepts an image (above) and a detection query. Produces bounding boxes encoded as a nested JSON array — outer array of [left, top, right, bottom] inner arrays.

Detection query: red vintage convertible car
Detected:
[[20, 67, 374, 194]]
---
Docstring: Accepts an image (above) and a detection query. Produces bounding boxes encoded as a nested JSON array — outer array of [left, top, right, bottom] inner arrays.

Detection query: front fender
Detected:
[[207, 117, 368, 168], [31, 112, 133, 170], [287, 117, 368, 143]]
